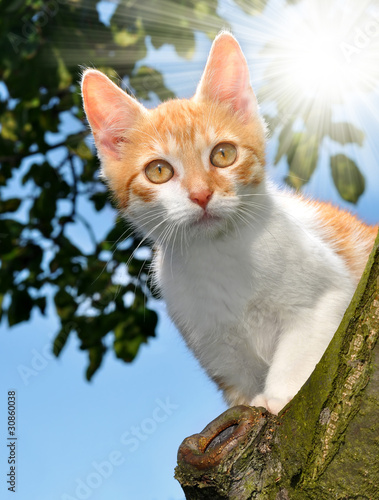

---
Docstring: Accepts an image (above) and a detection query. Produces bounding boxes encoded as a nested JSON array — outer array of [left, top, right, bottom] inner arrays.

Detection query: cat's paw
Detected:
[[250, 394, 290, 415], [250, 394, 269, 411]]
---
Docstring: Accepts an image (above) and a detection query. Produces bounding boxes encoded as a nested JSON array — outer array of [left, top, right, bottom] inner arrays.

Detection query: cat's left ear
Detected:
[[194, 32, 257, 122]]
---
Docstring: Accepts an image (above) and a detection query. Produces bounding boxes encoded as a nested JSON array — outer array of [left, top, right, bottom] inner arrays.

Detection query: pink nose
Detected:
[[189, 189, 213, 210]]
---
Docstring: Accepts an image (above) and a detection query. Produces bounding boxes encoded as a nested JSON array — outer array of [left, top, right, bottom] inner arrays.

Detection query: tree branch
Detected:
[[175, 230, 379, 499]]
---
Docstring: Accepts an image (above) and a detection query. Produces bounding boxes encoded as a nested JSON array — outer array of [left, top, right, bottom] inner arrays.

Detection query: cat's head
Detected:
[[81, 32, 267, 244]]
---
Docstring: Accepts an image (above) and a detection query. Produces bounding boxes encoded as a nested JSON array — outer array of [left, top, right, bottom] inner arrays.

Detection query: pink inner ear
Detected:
[[82, 70, 143, 159], [195, 33, 257, 121]]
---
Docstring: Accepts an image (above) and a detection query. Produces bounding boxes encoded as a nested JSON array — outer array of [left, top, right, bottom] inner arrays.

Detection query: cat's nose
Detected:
[[189, 189, 213, 210]]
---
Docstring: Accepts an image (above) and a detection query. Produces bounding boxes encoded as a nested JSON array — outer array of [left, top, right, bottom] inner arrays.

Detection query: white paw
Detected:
[[250, 394, 291, 415], [250, 394, 269, 410]]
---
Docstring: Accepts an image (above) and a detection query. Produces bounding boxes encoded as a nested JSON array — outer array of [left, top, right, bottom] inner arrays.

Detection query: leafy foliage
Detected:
[[0, 0, 372, 379], [0, 0, 225, 379]]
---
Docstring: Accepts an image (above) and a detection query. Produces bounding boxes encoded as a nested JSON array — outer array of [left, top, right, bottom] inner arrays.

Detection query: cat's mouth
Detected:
[[193, 211, 222, 226]]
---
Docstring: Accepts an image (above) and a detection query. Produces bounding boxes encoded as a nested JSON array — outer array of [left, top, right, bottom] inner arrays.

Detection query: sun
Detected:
[[259, 0, 378, 108], [285, 32, 352, 99]]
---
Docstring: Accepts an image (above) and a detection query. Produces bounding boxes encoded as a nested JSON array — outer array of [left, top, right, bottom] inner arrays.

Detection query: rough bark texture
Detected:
[[175, 231, 379, 499]]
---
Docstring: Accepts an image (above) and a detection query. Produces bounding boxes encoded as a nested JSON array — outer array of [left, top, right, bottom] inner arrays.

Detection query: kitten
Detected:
[[81, 32, 377, 415]]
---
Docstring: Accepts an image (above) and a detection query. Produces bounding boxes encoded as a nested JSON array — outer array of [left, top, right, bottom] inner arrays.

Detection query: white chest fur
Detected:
[[154, 189, 356, 410]]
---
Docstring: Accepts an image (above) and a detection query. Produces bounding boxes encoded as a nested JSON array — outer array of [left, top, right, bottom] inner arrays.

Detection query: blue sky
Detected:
[[1, 1, 379, 500]]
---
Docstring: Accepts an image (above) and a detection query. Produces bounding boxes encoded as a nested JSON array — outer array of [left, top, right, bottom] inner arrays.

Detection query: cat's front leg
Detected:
[[250, 334, 330, 415], [250, 290, 351, 415]]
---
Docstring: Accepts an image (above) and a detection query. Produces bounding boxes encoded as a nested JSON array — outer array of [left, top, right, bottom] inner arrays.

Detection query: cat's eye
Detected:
[[210, 143, 237, 168], [145, 160, 174, 184]]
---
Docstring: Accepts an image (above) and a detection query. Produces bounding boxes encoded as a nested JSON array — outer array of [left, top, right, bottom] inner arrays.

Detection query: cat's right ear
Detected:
[[194, 32, 258, 122], [81, 69, 145, 160]]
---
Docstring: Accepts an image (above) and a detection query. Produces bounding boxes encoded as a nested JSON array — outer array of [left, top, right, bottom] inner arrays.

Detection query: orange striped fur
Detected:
[[102, 97, 266, 211], [311, 200, 377, 280]]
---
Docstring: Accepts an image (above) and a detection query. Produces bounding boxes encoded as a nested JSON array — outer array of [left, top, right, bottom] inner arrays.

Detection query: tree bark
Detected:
[[175, 231, 379, 499]]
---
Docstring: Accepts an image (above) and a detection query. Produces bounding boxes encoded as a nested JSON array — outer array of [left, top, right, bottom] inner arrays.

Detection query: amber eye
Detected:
[[210, 143, 237, 168], [145, 160, 174, 184]]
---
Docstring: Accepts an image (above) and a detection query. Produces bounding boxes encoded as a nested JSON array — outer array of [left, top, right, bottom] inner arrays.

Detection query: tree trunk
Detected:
[[175, 231, 379, 499]]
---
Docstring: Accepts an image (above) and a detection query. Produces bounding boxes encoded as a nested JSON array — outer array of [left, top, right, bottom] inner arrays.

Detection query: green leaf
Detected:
[[114, 333, 146, 362], [113, 28, 140, 48], [285, 133, 319, 189], [275, 122, 295, 165], [330, 154, 365, 204], [54, 289, 77, 320], [0, 112, 18, 141], [233, 0, 268, 16], [53, 324, 74, 357], [5, 0, 25, 13], [35, 297, 46, 315], [69, 140, 93, 160], [86, 343, 106, 381], [172, 31, 196, 60], [130, 66, 175, 101], [53, 47, 73, 90], [90, 192, 108, 212], [0, 293, 4, 322], [328, 122, 365, 147], [8, 290, 34, 326], [0, 198, 21, 213], [113, 306, 157, 362]]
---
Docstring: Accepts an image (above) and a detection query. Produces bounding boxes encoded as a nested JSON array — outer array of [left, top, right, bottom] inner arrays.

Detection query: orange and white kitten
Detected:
[[81, 32, 377, 414]]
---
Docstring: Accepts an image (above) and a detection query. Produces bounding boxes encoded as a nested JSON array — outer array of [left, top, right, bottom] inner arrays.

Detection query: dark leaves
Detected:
[[54, 289, 77, 320], [130, 66, 176, 102], [113, 304, 158, 363], [53, 321, 75, 357], [89, 191, 109, 212], [1, 0, 222, 382], [0, 198, 21, 214], [8, 290, 34, 326], [35, 297, 47, 315], [86, 343, 106, 381]]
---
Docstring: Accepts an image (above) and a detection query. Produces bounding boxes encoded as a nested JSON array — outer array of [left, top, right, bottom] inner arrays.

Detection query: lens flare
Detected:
[[259, 0, 379, 106]]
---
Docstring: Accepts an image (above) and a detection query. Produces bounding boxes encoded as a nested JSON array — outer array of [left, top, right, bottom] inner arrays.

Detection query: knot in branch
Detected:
[[177, 405, 268, 471]]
